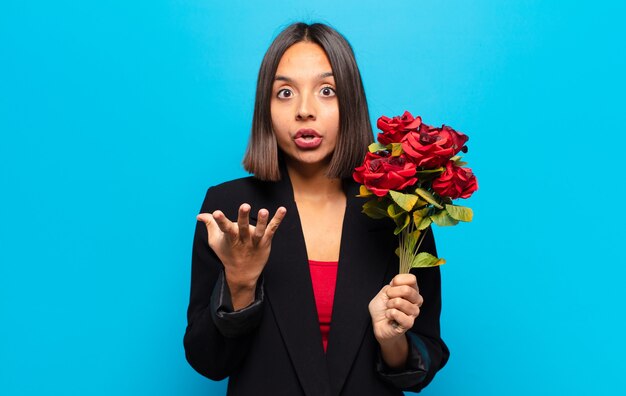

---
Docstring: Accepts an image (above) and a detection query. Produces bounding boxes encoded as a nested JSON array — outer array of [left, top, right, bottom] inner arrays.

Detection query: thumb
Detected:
[[197, 213, 218, 237], [197, 212, 213, 224]]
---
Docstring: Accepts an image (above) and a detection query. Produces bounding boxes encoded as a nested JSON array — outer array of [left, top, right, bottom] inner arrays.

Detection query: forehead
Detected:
[[275, 42, 332, 75]]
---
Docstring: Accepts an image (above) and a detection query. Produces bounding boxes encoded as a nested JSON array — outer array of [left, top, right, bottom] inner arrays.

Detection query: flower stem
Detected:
[[398, 223, 427, 274]]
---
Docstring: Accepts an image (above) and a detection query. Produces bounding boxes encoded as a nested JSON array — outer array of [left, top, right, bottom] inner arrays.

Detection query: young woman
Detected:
[[184, 22, 449, 395]]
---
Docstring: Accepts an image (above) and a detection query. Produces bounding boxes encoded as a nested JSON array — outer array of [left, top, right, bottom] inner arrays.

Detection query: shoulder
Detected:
[[207, 176, 268, 196], [199, 176, 284, 215]]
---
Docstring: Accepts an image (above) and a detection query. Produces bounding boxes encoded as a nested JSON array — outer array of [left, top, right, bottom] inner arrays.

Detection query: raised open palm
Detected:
[[197, 203, 286, 308]]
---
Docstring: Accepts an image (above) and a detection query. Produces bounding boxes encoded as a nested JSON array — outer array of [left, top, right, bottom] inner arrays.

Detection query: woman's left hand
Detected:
[[368, 273, 423, 342]]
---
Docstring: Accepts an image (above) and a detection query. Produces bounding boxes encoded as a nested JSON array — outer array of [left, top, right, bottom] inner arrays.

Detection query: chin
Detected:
[[287, 152, 333, 167]]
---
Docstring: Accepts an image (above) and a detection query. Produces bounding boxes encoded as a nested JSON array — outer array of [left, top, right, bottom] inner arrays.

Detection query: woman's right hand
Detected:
[[197, 204, 286, 310]]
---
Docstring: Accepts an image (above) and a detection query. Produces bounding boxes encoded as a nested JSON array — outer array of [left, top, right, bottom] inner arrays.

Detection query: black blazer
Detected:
[[184, 173, 449, 395]]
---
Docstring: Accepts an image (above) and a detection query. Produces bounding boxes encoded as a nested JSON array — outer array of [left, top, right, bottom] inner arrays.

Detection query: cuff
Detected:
[[209, 270, 264, 338], [376, 332, 431, 389]]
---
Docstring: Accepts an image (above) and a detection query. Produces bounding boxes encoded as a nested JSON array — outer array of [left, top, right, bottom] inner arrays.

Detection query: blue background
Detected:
[[1, 1, 624, 395]]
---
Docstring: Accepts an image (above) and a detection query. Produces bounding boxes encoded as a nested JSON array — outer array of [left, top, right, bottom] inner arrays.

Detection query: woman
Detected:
[[184, 22, 449, 395]]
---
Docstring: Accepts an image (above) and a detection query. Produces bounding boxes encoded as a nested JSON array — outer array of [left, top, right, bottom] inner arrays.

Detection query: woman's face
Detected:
[[271, 42, 339, 171]]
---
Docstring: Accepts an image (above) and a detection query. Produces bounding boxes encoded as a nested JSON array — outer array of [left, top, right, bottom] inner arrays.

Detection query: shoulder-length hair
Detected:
[[242, 22, 373, 181]]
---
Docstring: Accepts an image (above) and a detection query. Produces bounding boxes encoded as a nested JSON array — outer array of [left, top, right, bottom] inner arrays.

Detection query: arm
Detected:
[[183, 187, 286, 380], [369, 227, 450, 392], [183, 217, 258, 380], [376, 266, 449, 392]]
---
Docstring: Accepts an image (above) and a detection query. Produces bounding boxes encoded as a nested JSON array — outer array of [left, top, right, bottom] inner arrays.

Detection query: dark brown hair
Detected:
[[242, 22, 373, 181]]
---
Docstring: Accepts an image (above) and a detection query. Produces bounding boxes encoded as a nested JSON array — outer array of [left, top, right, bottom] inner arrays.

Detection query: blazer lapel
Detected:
[[256, 175, 396, 396], [325, 181, 397, 395], [261, 175, 333, 396]]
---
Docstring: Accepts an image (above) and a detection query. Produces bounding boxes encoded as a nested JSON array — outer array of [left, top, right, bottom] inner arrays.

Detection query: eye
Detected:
[[277, 89, 293, 99], [320, 86, 336, 97]]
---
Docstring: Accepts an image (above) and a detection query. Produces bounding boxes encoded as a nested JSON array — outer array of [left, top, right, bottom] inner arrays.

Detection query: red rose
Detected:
[[432, 161, 478, 199], [353, 152, 419, 197], [376, 111, 422, 145], [402, 125, 469, 168]]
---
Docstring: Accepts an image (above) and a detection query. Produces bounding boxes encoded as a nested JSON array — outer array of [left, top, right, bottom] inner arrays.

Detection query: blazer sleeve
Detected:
[[376, 226, 450, 392], [183, 187, 264, 380]]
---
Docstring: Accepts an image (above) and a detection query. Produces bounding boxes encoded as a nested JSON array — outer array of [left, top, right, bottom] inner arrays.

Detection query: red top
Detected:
[[308, 260, 339, 353]]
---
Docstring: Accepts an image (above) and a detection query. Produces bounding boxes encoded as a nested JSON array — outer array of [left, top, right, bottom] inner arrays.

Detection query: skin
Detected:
[[271, 41, 345, 262], [197, 41, 423, 370], [271, 42, 340, 172]]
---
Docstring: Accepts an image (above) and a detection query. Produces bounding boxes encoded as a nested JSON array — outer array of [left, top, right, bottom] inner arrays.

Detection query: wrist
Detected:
[[378, 333, 409, 370], [224, 269, 259, 291], [224, 270, 259, 311], [377, 332, 406, 348]]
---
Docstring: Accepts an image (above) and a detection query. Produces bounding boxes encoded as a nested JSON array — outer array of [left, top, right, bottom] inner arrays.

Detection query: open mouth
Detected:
[[294, 129, 321, 139], [294, 129, 323, 149]]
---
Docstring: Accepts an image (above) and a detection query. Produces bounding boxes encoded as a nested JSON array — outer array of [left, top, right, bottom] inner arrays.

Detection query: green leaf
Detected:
[[414, 187, 444, 209], [415, 167, 444, 175], [412, 209, 432, 231], [413, 198, 429, 210], [393, 213, 410, 235], [357, 185, 374, 197], [390, 143, 403, 156], [368, 142, 387, 153], [430, 209, 459, 226], [411, 252, 446, 268], [414, 207, 432, 218], [387, 203, 409, 231], [415, 168, 445, 182], [389, 190, 419, 212], [362, 200, 389, 219], [387, 202, 405, 218], [416, 216, 433, 230], [450, 155, 468, 166], [445, 204, 473, 222]]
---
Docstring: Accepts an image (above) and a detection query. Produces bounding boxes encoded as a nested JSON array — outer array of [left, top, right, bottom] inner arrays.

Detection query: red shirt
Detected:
[[308, 260, 339, 352]]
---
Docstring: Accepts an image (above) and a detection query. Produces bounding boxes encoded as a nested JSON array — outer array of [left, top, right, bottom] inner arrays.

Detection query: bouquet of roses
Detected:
[[353, 111, 478, 273]]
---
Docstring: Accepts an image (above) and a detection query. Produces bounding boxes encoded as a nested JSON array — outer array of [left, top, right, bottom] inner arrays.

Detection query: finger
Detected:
[[263, 207, 287, 241], [386, 285, 420, 304], [237, 204, 251, 240], [252, 209, 269, 244], [197, 213, 212, 226], [386, 297, 420, 317], [390, 274, 418, 289], [197, 213, 219, 235], [385, 309, 414, 331], [212, 210, 237, 238]]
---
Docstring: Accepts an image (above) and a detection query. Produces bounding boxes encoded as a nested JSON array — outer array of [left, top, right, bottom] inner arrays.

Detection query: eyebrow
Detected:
[[274, 72, 334, 83]]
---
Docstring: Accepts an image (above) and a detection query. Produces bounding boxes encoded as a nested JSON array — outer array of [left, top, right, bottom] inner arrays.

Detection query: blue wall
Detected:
[[1, 1, 624, 395]]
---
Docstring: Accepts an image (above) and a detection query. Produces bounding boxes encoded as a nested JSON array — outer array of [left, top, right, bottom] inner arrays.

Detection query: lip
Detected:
[[294, 129, 322, 139], [293, 128, 323, 149]]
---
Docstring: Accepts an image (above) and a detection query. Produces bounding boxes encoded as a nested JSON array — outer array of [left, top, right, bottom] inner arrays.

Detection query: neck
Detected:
[[285, 161, 343, 200]]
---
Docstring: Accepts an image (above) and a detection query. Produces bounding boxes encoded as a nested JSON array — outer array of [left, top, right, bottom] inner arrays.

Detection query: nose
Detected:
[[296, 92, 316, 121]]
